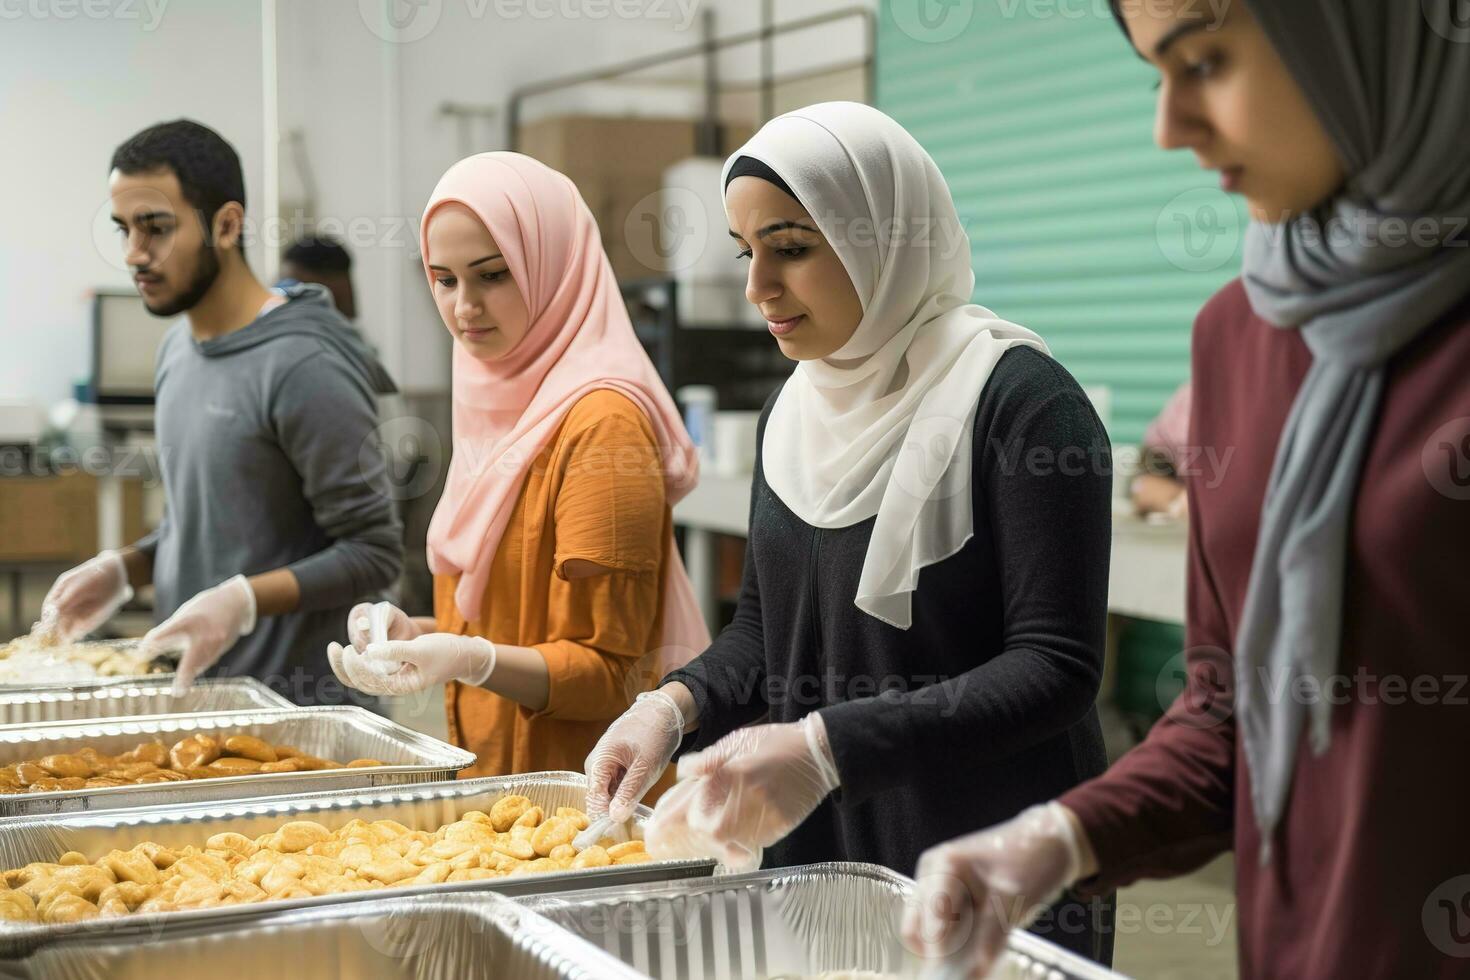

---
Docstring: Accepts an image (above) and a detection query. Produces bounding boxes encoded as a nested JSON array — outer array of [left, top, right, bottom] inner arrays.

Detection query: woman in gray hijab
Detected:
[[904, 1, 1470, 976]]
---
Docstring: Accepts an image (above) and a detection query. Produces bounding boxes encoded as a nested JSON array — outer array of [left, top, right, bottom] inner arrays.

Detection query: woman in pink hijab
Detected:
[[328, 153, 708, 785]]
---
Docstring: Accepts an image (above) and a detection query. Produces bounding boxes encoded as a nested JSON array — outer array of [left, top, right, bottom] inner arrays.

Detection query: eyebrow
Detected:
[[111, 210, 173, 225], [726, 220, 819, 241], [1150, 19, 1215, 59], [427, 253, 502, 272]]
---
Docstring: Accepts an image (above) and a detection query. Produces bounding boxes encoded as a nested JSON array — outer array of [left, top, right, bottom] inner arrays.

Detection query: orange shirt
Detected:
[[435, 389, 678, 797]]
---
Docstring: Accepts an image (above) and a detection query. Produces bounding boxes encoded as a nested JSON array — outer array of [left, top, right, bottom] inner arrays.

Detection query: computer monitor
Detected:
[[91, 290, 174, 405]]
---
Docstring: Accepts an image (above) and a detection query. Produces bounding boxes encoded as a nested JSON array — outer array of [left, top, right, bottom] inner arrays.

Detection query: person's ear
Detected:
[[211, 201, 247, 253]]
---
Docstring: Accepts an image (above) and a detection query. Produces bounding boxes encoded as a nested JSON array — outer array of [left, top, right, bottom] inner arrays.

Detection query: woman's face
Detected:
[[725, 176, 864, 361], [1122, 0, 1345, 222], [425, 203, 531, 360]]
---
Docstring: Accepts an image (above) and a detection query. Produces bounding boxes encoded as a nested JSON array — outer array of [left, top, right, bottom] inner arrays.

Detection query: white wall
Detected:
[[0, 0, 266, 407], [1, 0, 873, 405]]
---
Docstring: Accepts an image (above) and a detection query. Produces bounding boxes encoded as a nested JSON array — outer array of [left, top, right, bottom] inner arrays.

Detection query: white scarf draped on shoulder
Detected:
[[724, 102, 1049, 630]]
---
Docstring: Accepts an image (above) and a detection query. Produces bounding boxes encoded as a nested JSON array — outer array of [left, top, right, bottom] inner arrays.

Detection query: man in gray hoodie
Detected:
[[37, 120, 403, 705]]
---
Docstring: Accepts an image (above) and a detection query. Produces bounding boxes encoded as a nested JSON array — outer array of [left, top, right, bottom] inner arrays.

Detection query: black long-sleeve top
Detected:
[[665, 346, 1113, 878]]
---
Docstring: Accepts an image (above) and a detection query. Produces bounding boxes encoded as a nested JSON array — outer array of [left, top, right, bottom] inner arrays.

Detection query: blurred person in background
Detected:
[[277, 234, 357, 321], [1130, 380, 1191, 519], [37, 119, 402, 705], [905, 1, 1470, 976]]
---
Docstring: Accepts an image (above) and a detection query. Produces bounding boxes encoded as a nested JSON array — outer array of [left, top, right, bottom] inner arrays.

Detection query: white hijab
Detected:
[[724, 102, 1048, 630]]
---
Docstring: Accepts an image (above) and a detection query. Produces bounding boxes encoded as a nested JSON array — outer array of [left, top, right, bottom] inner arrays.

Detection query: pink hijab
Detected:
[[420, 152, 709, 670]]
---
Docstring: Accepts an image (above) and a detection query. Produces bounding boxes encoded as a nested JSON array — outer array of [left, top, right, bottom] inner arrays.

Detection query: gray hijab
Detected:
[[1236, 0, 1470, 857]]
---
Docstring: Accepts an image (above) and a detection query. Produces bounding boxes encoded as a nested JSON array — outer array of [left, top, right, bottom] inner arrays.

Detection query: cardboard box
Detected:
[[517, 115, 753, 282], [0, 474, 99, 563]]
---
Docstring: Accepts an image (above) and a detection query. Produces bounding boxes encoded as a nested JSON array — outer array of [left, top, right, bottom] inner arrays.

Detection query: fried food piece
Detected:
[[15, 763, 49, 786], [265, 821, 334, 855], [606, 840, 646, 860], [37, 754, 94, 779], [168, 734, 221, 770], [208, 757, 264, 775], [513, 805, 545, 830], [116, 740, 167, 767], [205, 832, 258, 859], [531, 816, 577, 857], [570, 845, 611, 869], [554, 806, 590, 831], [489, 794, 533, 832], [0, 889, 38, 922], [222, 735, 277, 763], [0, 791, 643, 924], [258, 758, 306, 773], [135, 842, 180, 870], [40, 892, 99, 924], [101, 849, 160, 886], [135, 769, 189, 784]]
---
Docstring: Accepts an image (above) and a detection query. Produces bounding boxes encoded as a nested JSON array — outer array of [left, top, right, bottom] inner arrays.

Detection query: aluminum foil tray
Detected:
[[0, 707, 474, 816], [0, 893, 645, 979], [525, 861, 1128, 979], [0, 772, 715, 958], [0, 677, 290, 727]]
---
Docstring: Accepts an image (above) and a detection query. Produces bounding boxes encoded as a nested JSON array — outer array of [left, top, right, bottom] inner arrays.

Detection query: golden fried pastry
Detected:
[[205, 832, 257, 859], [222, 735, 277, 763], [37, 755, 95, 780], [208, 757, 263, 775], [258, 759, 305, 774], [531, 816, 577, 857], [489, 794, 532, 832], [100, 849, 160, 886], [168, 734, 221, 770], [0, 733, 384, 795], [0, 799, 633, 924]]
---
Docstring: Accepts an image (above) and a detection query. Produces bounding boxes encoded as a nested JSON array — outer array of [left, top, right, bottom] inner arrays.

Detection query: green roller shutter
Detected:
[[877, 0, 1249, 444]]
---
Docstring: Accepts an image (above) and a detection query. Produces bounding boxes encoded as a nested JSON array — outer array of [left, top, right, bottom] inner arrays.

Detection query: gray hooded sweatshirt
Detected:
[[135, 283, 402, 705]]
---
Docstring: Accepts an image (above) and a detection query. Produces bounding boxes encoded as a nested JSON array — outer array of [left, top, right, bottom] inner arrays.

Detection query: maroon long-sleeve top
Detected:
[[1061, 279, 1470, 978]]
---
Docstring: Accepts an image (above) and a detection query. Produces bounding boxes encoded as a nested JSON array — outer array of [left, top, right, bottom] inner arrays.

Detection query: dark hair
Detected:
[[283, 235, 352, 274], [109, 119, 247, 250], [1106, 0, 1127, 36]]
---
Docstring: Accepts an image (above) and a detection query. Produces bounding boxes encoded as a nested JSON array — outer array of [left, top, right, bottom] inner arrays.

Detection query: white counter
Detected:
[[675, 474, 1188, 629]]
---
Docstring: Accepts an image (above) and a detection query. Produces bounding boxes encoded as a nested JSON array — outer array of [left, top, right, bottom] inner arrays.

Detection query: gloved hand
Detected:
[[345, 601, 423, 653], [644, 713, 840, 872], [327, 633, 495, 697], [583, 688, 687, 823], [902, 802, 1089, 978], [34, 551, 133, 644], [143, 575, 257, 695]]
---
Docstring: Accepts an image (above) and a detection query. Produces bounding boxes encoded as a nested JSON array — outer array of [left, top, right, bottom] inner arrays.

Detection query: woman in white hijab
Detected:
[[585, 101, 1116, 965]]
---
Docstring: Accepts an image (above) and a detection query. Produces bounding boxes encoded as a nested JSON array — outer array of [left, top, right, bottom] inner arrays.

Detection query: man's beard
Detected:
[[143, 244, 221, 317]]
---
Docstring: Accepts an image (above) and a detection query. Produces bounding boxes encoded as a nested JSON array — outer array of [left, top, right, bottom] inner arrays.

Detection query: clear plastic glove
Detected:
[[345, 601, 423, 653], [903, 802, 1087, 979], [143, 575, 257, 696], [583, 689, 687, 823], [571, 813, 638, 852], [644, 713, 840, 873], [34, 551, 133, 644], [327, 633, 495, 697]]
